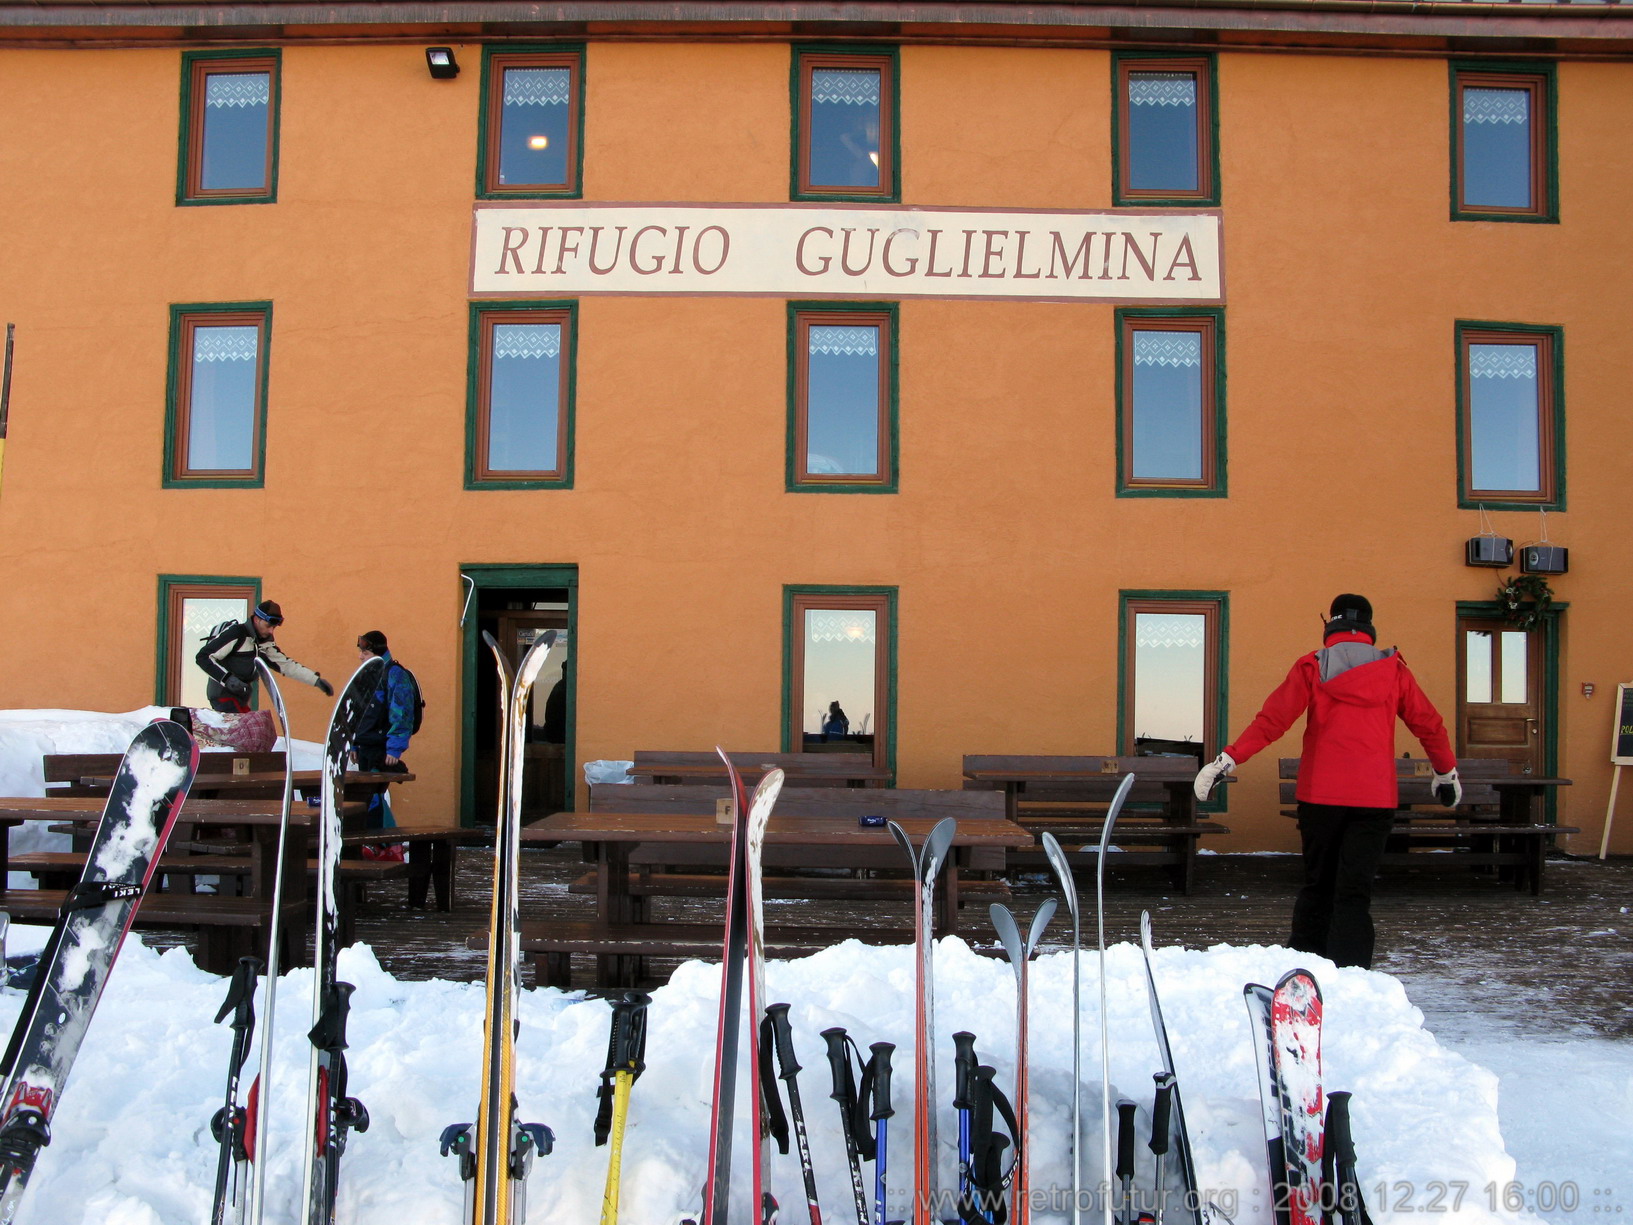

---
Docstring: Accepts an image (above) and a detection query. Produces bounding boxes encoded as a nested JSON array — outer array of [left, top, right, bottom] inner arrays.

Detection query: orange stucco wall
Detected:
[[0, 38, 1628, 852]]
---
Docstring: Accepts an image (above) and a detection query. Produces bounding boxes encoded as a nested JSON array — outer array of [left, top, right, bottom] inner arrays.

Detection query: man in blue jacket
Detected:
[[353, 630, 418, 834]]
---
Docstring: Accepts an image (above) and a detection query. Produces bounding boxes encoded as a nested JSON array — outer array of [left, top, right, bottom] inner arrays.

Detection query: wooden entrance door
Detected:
[[474, 610, 570, 822], [1456, 615, 1544, 775]]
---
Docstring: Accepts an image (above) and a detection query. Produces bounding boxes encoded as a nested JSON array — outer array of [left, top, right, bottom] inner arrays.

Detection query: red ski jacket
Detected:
[[1225, 631, 1456, 809]]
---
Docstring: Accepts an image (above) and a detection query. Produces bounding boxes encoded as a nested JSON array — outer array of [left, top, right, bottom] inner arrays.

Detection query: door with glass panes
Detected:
[[1456, 615, 1544, 775]]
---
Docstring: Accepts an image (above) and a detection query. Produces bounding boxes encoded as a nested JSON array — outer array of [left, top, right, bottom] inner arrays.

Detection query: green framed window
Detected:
[[177, 50, 280, 205], [1118, 592, 1228, 770], [787, 302, 898, 493], [164, 302, 272, 488], [791, 46, 900, 202], [1116, 308, 1226, 497], [1113, 53, 1219, 207], [1450, 62, 1557, 222], [466, 301, 577, 489], [478, 46, 585, 198], [783, 586, 896, 774], [156, 575, 260, 706], [1456, 321, 1564, 510]]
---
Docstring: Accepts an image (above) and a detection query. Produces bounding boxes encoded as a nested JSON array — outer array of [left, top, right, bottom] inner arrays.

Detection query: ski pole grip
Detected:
[[1150, 1074, 1173, 1156], [1116, 1099, 1138, 1179], [821, 1027, 852, 1102], [953, 1031, 977, 1109], [1326, 1090, 1356, 1163], [767, 1002, 801, 1078], [870, 1042, 896, 1120]]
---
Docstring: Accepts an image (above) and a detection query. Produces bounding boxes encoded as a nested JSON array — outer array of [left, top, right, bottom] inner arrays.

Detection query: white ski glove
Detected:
[[1432, 768, 1462, 808], [1193, 751, 1236, 801]]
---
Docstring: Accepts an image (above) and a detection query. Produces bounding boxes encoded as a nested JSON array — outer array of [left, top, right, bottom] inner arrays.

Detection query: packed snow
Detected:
[[0, 711, 1627, 1224]]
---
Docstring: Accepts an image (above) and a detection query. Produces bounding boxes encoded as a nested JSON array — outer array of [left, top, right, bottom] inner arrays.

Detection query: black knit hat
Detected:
[[358, 630, 389, 655], [1325, 593, 1375, 642], [253, 600, 284, 626]]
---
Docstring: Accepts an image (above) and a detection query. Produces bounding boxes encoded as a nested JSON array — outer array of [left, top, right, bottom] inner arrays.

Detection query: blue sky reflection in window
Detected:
[[806, 324, 880, 477], [1468, 343, 1541, 493], [1131, 329, 1203, 481], [488, 322, 561, 472], [1128, 71, 1198, 193], [188, 325, 258, 471], [1462, 87, 1531, 210], [200, 72, 270, 191], [809, 68, 882, 189], [500, 67, 570, 187]]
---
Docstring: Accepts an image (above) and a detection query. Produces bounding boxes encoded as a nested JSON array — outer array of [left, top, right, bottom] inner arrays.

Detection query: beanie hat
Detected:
[[254, 600, 284, 625], [1324, 593, 1375, 642], [358, 630, 389, 655]]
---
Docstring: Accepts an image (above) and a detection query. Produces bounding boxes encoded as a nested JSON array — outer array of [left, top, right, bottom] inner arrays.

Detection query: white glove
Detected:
[[1193, 751, 1237, 801], [1432, 768, 1462, 809]]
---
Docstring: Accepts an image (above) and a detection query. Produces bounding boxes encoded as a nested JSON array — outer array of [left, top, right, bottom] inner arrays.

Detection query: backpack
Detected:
[[385, 661, 427, 735]]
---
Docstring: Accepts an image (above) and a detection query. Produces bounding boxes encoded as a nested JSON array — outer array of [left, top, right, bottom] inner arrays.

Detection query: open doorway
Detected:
[[461, 566, 577, 825]]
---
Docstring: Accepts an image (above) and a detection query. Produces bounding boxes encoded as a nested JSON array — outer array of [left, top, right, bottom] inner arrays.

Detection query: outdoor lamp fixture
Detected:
[[425, 47, 460, 79]]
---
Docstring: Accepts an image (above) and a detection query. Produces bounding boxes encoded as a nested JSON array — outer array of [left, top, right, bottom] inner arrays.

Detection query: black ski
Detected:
[[0, 718, 197, 1224], [1138, 911, 1205, 1225], [300, 656, 384, 1225]]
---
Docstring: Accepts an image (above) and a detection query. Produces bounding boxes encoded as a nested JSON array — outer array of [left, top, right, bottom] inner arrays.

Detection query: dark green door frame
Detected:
[[459, 563, 579, 826]]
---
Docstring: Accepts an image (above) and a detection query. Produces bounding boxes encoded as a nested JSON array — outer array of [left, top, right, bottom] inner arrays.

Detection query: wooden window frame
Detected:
[[1450, 63, 1557, 223], [1455, 321, 1565, 511], [1113, 52, 1219, 207], [477, 46, 586, 199], [1116, 307, 1226, 498], [466, 301, 577, 490], [787, 302, 898, 493], [163, 302, 272, 489], [791, 47, 900, 203], [155, 574, 260, 706], [177, 50, 280, 206], [783, 586, 896, 774], [1117, 592, 1228, 771]]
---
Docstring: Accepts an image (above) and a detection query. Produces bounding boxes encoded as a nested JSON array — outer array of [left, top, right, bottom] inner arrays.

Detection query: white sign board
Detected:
[[471, 203, 1223, 304]]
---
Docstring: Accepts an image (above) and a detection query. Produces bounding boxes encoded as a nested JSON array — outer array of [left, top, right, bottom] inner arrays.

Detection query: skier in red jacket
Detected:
[[1193, 594, 1462, 969]]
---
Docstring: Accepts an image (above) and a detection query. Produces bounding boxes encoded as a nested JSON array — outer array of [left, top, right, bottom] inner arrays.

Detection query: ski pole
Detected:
[[1324, 1091, 1373, 1225], [869, 1042, 896, 1225], [1116, 1099, 1138, 1225], [965, 1064, 1013, 1225], [210, 956, 262, 1225], [766, 1003, 822, 1225], [1149, 1074, 1174, 1225], [823, 1027, 871, 1225], [952, 1030, 978, 1205], [597, 991, 651, 1225]]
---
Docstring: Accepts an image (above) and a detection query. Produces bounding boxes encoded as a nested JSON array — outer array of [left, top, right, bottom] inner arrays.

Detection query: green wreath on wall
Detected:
[[1497, 573, 1554, 630]]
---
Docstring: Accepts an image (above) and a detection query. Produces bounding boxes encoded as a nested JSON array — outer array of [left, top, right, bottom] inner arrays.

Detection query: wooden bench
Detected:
[[962, 755, 1230, 893], [491, 920, 913, 989], [0, 888, 306, 973], [629, 750, 890, 788], [520, 784, 1025, 986], [1278, 757, 1578, 895]]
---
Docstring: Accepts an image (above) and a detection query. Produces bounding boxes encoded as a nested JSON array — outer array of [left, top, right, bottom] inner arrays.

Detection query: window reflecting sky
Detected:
[[181, 597, 248, 706], [187, 325, 258, 471], [803, 609, 876, 737], [1133, 611, 1207, 744], [1469, 343, 1541, 493], [1462, 86, 1532, 209], [1131, 330, 1204, 481], [806, 325, 880, 477], [808, 67, 882, 189], [499, 66, 571, 187], [488, 322, 561, 473], [200, 71, 270, 191], [1128, 71, 1198, 192]]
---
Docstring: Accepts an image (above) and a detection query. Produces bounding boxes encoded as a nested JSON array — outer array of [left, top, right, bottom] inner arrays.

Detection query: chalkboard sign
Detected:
[[1614, 684, 1633, 766]]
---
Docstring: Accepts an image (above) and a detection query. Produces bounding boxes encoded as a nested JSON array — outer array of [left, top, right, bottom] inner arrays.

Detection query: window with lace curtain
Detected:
[[1119, 593, 1226, 766], [467, 303, 577, 488], [1117, 309, 1225, 496], [178, 51, 279, 204], [788, 304, 897, 492], [164, 303, 271, 487], [1114, 54, 1217, 206], [1451, 64, 1555, 222], [784, 587, 895, 771], [1456, 322, 1563, 509], [479, 48, 585, 197], [793, 48, 898, 201]]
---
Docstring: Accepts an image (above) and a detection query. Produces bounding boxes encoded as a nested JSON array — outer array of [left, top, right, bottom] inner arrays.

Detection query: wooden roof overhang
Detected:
[[1, 0, 1631, 58]]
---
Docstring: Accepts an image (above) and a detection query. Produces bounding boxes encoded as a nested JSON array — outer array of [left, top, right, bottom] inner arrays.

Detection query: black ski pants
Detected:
[[1290, 802, 1395, 970]]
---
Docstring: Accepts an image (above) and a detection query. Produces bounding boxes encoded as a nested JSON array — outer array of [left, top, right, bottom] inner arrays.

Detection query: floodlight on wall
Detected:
[[426, 47, 460, 79]]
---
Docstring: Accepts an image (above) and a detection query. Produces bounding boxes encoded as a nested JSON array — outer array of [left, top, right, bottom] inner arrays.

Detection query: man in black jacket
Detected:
[[195, 600, 333, 712]]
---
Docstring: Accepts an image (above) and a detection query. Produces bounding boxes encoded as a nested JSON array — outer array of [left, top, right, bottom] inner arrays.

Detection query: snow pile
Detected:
[[0, 925, 1540, 1225]]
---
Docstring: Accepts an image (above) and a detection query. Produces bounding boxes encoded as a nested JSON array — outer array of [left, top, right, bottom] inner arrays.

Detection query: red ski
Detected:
[[1270, 970, 1324, 1225]]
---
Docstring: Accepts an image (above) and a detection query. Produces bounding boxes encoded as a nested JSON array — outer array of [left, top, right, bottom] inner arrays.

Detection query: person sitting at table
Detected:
[[1191, 593, 1460, 970], [352, 630, 419, 845], [196, 600, 333, 713]]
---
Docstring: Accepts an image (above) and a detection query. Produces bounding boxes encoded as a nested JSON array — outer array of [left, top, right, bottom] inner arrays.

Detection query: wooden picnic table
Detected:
[[0, 795, 316, 973], [79, 769, 415, 795], [519, 800, 1031, 986], [961, 755, 1231, 891], [630, 750, 891, 788]]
